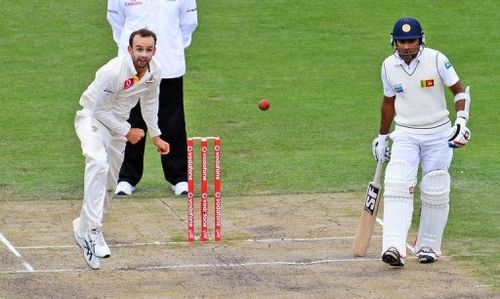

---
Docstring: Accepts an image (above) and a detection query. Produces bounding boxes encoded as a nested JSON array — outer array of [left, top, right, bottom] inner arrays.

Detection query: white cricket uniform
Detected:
[[106, 0, 198, 78], [380, 47, 460, 256], [74, 54, 161, 237]]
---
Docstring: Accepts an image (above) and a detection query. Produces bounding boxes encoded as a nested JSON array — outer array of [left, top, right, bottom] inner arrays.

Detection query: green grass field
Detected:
[[0, 0, 498, 288]]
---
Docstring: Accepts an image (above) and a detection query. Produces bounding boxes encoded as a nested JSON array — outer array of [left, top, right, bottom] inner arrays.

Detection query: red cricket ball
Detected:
[[258, 99, 270, 111]]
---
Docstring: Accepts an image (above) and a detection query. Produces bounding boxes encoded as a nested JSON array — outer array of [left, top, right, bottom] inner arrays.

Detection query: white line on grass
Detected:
[[0, 253, 486, 275], [0, 256, 381, 274], [134, 258, 380, 271], [0, 233, 34, 272], [247, 236, 382, 242], [16, 240, 172, 250], [17, 236, 379, 250]]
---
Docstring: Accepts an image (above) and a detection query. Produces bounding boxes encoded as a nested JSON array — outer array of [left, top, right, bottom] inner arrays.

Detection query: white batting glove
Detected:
[[372, 134, 391, 162], [448, 116, 471, 148]]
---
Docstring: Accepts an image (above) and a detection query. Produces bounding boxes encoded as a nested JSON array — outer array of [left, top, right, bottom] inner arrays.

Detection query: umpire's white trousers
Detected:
[[74, 109, 127, 237]]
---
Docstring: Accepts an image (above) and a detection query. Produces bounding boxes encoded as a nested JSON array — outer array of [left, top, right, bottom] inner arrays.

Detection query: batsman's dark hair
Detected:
[[129, 28, 157, 47]]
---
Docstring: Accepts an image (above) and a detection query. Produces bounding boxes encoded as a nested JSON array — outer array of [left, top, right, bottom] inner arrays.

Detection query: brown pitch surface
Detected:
[[0, 194, 497, 298]]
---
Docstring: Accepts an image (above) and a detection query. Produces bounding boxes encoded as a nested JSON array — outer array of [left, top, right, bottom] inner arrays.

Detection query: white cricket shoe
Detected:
[[171, 181, 188, 196], [115, 181, 136, 196], [73, 219, 100, 270], [417, 247, 438, 264], [85, 228, 111, 258]]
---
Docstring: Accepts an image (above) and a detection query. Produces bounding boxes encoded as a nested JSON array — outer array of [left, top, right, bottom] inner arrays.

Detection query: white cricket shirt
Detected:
[[79, 54, 162, 137], [381, 47, 460, 134], [107, 0, 198, 78]]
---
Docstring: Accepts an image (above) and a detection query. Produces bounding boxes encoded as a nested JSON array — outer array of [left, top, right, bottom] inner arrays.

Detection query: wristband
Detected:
[[454, 92, 469, 103]]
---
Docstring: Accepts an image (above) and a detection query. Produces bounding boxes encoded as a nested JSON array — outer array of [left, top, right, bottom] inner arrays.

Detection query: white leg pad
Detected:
[[382, 196, 413, 257], [384, 160, 418, 198], [382, 160, 417, 257], [415, 170, 450, 256]]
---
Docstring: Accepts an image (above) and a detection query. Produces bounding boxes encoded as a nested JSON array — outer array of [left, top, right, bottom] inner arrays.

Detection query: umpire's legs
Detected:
[[117, 101, 147, 186], [158, 77, 188, 185]]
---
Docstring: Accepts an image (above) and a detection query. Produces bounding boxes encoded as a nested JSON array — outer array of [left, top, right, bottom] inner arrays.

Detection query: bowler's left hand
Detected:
[[152, 136, 170, 155]]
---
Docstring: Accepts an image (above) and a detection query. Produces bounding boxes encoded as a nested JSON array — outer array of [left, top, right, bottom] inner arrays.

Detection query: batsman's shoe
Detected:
[[171, 181, 188, 196], [74, 232, 100, 270], [85, 228, 111, 258], [115, 181, 136, 196], [382, 247, 405, 267], [417, 247, 438, 264]]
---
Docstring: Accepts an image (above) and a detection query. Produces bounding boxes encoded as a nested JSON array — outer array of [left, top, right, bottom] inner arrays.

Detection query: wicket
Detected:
[[187, 137, 222, 242]]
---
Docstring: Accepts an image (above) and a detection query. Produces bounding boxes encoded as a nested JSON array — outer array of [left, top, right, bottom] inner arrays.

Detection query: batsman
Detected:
[[372, 17, 471, 267]]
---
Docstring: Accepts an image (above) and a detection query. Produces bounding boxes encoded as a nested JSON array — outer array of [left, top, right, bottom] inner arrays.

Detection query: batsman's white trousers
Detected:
[[390, 129, 453, 174], [383, 129, 453, 256], [74, 109, 127, 237]]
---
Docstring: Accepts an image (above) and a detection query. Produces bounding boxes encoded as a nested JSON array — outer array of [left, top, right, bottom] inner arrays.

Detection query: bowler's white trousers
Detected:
[[74, 109, 127, 237], [382, 129, 453, 257]]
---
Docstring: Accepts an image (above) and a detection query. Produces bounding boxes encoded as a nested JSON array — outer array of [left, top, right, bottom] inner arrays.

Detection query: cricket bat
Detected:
[[352, 160, 384, 257]]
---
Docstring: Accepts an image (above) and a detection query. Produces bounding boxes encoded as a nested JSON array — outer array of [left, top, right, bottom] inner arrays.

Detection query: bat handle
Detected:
[[373, 160, 384, 186]]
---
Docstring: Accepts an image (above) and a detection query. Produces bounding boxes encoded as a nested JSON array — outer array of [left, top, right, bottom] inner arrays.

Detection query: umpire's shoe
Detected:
[[172, 181, 188, 196], [115, 181, 136, 196], [382, 247, 405, 267], [73, 219, 100, 270]]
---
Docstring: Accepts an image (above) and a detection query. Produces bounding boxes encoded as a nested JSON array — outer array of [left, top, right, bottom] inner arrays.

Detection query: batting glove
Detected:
[[448, 116, 471, 148], [372, 134, 391, 162]]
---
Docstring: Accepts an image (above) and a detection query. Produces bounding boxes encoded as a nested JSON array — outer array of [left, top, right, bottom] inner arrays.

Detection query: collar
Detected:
[[392, 46, 425, 66], [125, 54, 136, 74]]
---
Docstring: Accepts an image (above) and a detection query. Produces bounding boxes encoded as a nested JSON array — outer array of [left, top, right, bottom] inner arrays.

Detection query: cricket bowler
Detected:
[[73, 29, 169, 270]]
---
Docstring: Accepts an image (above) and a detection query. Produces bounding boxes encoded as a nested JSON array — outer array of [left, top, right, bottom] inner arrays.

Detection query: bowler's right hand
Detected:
[[126, 128, 145, 144]]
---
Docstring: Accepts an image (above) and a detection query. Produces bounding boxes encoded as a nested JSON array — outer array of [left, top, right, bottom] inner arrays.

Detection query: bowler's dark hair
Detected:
[[129, 28, 157, 47]]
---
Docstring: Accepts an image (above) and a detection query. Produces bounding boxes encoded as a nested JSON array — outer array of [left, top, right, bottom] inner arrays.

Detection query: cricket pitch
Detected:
[[0, 194, 497, 298]]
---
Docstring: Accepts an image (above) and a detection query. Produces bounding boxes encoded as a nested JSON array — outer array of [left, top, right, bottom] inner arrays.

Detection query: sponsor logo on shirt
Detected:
[[125, 0, 143, 7], [420, 79, 435, 88], [394, 83, 404, 93], [444, 60, 452, 69], [123, 78, 135, 89]]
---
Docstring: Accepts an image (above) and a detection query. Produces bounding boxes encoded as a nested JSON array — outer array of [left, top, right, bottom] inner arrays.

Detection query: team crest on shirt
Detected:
[[420, 79, 435, 88], [394, 83, 404, 93], [123, 78, 135, 89]]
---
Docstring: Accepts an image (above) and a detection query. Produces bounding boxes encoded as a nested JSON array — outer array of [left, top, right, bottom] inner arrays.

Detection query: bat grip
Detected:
[[373, 160, 384, 186]]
